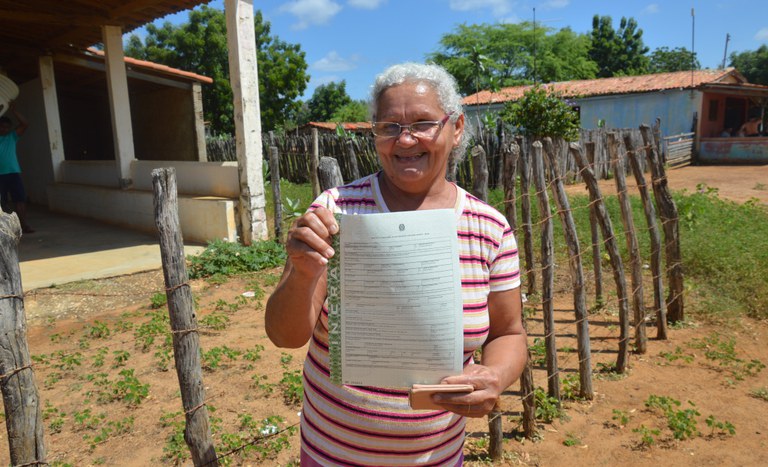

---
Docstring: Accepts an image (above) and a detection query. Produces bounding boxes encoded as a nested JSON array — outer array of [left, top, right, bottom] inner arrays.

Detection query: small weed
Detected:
[[160, 411, 188, 464], [54, 351, 83, 372], [188, 239, 286, 279], [92, 348, 108, 368], [611, 408, 631, 427], [49, 333, 63, 343], [31, 353, 50, 366], [753, 182, 767, 191], [207, 273, 229, 286], [43, 402, 66, 434], [749, 386, 768, 402], [645, 395, 700, 440], [113, 369, 150, 405], [252, 374, 275, 395], [563, 433, 581, 446], [150, 292, 168, 309], [279, 353, 293, 368], [134, 310, 170, 352], [73, 409, 106, 431], [705, 415, 735, 436], [658, 346, 695, 364], [533, 387, 563, 423], [202, 346, 242, 371], [244, 345, 265, 362], [154, 348, 173, 372], [112, 350, 131, 368], [633, 425, 660, 448], [44, 372, 62, 389], [200, 312, 230, 331], [528, 338, 546, 366], [280, 370, 304, 406], [687, 332, 765, 381], [594, 362, 625, 381], [214, 298, 240, 313], [262, 272, 280, 287], [86, 321, 111, 339], [560, 374, 583, 400]]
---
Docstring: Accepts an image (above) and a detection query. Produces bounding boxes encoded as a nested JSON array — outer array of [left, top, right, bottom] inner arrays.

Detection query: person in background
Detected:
[[265, 62, 527, 466], [739, 115, 762, 137], [0, 101, 33, 233]]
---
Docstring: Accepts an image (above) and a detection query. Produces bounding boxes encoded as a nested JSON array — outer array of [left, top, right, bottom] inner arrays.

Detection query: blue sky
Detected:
[[132, 0, 768, 101]]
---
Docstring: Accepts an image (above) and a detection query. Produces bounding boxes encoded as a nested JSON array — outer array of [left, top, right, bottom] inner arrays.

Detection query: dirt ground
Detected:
[[2, 165, 767, 466]]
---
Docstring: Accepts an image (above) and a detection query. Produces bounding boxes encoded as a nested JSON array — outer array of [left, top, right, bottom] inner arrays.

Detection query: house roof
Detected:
[[463, 68, 746, 106], [0, 1, 211, 83], [87, 48, 213, 84], [305, 122, 372, 132]]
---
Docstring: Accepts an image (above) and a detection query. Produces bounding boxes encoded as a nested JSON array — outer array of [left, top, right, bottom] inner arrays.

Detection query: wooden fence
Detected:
[[1, 123, 683, 464]]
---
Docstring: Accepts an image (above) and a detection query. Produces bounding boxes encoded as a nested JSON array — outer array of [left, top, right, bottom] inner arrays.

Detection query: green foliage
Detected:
[[705, 415, 736, 436], [134, 309, 171, 352], [729, 44, 768, 85], [306, 81, 352, 123], [686, 332, 765, 381], [86, 321, 111, 339], [749, 387, 768, 402], [611, 408, 631, 427], [200, 312, 231, 331], [202, 346, 242, 371], [644, 395, 700, 440], [648, 46, 700, 73], [160, 411, 188, 464], [279, 370, 304, 406], [533, 387, 563, 423], [501, 85, 579, 140], [150, 292, 167, 309], [331, 100, 369, 123], [528, 337, 546, 366], [217, 414, 297, 463], [560, 374, 582, 400], [188, 239, 286, 279], [657, 346, 695, 365], [428, 22, 597, 95], [125, 6, 309, 133], [632, 425, 660, 447], [562, 433, 581, 446], [91, 369, 150, 406], [589, 15, 649, 77], [43, 401, 67, 434]]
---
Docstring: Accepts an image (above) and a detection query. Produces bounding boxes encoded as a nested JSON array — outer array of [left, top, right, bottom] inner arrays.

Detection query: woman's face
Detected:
[[374, 81, 464, 195]]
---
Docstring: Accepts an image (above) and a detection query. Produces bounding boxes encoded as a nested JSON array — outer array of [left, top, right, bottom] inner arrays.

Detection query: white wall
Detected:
[[15, 78, 54, 205]]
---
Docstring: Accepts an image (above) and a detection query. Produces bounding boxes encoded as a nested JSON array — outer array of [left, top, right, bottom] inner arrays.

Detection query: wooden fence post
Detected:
[[640, 125, 684, 323], [585, 141, 603, 304], [311, 128, 321, 198], [607, 133, 647, 354], [318, 157, 344, 191], [503, 141, 519, 232], [518, 137, 536, 296], [569, 143, 631, 373], [471, 145, 489, 202], [0, 212, 46, 467], [269, 146, 283, 243], [531, 141, 560, 400], [543, 138, 593, 399], [345, 140, 361, 181], [152, 168, 218, 466], [623, 134, 668, 340]]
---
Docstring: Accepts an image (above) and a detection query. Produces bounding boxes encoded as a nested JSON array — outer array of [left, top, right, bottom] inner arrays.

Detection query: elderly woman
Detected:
[[266, 62, 527, 466]]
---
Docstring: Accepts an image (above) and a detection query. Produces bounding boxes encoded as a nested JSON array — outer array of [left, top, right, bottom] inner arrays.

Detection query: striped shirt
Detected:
[[302, 173, 520, 466]]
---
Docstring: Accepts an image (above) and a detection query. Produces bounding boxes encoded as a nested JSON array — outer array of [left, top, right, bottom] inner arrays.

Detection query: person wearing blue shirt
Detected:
[[0, 101, 33, 233]]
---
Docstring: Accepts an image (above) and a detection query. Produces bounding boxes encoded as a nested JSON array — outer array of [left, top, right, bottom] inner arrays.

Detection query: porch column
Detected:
[[38, 55, 65, 182], [225, 0, 268, 244], [192, 82, 207, 162], [102, 25, 136, 188]]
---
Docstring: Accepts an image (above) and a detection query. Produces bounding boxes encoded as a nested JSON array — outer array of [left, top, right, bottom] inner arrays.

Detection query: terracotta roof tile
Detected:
[[87, 48, 213, 84], [463, 68, 743, 106], [306, 122, 372, 131]]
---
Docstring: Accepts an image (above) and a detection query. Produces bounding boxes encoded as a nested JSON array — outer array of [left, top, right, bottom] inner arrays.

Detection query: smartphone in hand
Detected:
[[409, 384, 474, 410]]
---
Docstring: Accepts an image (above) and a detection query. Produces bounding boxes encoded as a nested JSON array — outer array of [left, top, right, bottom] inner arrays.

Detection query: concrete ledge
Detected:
[[47, 183, 238, 243]]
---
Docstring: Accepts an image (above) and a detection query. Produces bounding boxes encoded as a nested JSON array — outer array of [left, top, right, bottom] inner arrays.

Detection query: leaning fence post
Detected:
[[543, 138, 593, 399], [152, 168, 218, 466], [269, 146, 283, 243], [570, 143, 631, 373], [640, 124, 684, 323], [345, 140, 361, 181], [318, 156, 344, 191], [607, 133, 647, 354], [623, 133, 668, 340], [518, 137, 536, 296], [585, 141, 603, 305], [531, 141, 560, 401], [0, 212, 46, 467]]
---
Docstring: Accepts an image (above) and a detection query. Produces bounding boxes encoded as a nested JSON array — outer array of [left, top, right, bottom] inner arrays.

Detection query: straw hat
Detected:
[[0, 74, 20, 117]]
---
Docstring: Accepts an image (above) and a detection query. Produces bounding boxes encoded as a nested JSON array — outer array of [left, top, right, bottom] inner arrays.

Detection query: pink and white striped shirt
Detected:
[[301, 173, 520, 466]]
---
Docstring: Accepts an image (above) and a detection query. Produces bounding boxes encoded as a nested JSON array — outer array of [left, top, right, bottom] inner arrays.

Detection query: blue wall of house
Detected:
[[579, 89, 702, 137]]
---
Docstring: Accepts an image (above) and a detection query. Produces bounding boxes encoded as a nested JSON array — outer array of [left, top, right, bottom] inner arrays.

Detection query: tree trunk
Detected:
[[569, 143, 631, 373], [152, 168, 218, 466], [0, 212, 46, 467]]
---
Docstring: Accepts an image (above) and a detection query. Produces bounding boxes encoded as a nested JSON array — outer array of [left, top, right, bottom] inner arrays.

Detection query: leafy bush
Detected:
[[501, 84, 580, 140], [188, 239, 286, 279]]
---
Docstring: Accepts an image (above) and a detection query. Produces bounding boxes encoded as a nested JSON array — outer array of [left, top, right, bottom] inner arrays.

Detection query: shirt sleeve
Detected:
[[488, 225, 521, 292]]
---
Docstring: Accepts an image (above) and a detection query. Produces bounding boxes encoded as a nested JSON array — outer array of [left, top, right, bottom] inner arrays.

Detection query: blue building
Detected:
[[464, 68, 768, 164]]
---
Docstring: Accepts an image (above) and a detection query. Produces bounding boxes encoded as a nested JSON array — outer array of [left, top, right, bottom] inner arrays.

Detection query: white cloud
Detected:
[[280, 0, 342, 29], [313, 51, 359, 72], [448, 0, 512, 17], [541, 0, 569, 9], [347, 0, 386, 9], [642, 3, 660, 14], [756, 27, 768, 41]]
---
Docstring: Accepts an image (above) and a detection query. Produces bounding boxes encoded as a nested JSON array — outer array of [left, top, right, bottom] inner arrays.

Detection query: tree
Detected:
[[306, 81, 352, 122], [331, 100, 369, 122], [729, 45, 768, 85], [649, 47, 700, 73], [589, 15, 649, 77], [125, 6, 309, 134], [428, 22, 596, 95], [501, 85, 580, 141]]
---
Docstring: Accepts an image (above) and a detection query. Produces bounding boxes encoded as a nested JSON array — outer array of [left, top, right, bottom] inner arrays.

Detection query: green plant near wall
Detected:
[[501, 84, 580, 141]]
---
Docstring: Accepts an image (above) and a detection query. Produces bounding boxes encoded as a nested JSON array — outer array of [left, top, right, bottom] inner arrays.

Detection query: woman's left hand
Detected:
[[432, 365, 503, 418]]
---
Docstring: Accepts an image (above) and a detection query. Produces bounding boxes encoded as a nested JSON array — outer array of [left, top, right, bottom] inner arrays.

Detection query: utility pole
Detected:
[[721, 33, 731, 69]]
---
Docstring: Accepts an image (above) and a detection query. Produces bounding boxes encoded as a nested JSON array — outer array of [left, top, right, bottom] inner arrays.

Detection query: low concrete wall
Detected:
[[47, 183, 238, 243], [699, 137, 768, 164], [131, 160, 239, 197]]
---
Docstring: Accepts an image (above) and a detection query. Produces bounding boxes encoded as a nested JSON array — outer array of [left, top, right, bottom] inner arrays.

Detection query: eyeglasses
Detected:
[[372, 112, 454, 139]]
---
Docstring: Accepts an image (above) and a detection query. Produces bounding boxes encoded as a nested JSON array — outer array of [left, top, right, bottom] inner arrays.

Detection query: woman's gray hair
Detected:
[[369, 62, 471, 163]]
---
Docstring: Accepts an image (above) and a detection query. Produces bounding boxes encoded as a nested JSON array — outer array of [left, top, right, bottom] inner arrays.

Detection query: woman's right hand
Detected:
[[285, 206, 339, 278]]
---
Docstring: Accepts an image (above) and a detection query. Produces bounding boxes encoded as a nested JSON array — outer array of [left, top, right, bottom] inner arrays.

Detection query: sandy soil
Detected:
[[1, 165, 766, 466]]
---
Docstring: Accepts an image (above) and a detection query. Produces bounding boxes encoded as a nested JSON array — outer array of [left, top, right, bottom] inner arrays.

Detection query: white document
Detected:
[[326, 209, 464, 388]]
